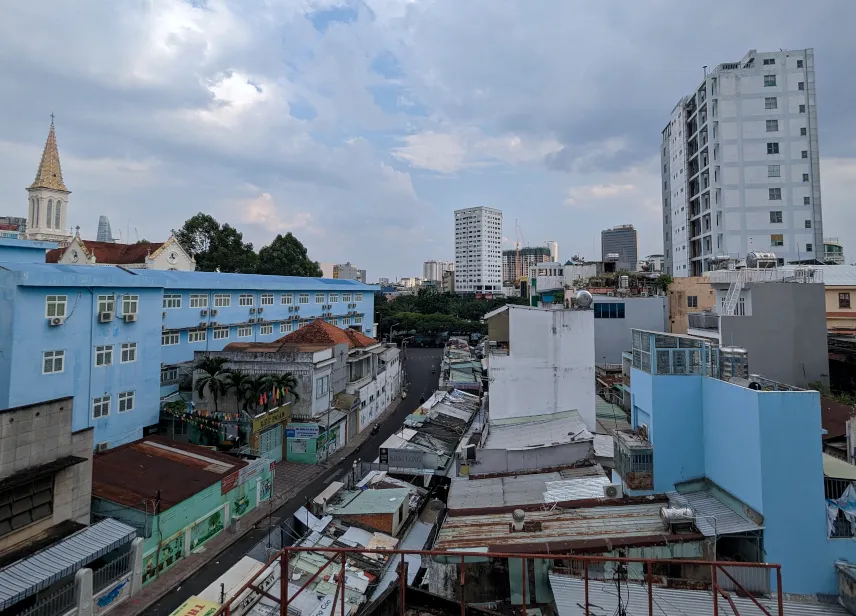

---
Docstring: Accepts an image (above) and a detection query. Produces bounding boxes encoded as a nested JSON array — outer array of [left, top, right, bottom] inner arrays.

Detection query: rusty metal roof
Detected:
[[434, 502, 690, 551], [92, 436, 247, 511]]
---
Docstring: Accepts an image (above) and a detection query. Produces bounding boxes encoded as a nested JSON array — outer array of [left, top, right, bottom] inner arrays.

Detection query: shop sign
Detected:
[[286, 423, 320, 439], [221, 457, 272, 494], [252, 405, 291, 433]]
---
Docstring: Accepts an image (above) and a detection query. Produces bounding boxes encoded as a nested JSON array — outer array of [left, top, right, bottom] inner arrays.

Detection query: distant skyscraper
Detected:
[[423, 260, 454, 282], [96, 215, 115, 243], [545, 240, 559, 263], [454, 207, 503, 294], [601, 225, 638, 271]]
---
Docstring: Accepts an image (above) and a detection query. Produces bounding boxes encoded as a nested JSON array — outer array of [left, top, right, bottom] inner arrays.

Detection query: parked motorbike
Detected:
[[371, 424, 380, 435]]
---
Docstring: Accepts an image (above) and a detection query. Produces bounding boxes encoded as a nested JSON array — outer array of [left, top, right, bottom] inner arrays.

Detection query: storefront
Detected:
[[286, 413, 347, 465], [251, 404, 291, 463]]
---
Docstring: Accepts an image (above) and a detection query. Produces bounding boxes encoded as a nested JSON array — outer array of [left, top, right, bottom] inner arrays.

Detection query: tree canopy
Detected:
[[256, 232, 322, 277], [174, 214, 320, 276]]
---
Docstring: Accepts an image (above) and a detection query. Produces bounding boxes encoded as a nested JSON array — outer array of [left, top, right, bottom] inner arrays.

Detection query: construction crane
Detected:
[[515, 219, 526, 284]]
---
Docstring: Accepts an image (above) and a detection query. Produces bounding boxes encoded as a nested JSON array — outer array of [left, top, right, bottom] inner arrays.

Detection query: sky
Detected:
[[1, 1, 856, 280]]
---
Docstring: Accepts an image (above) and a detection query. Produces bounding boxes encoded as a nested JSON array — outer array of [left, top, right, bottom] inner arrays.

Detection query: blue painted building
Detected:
[[616, 329, 856, 595], [0, 262, 376, 450], [0, 237, 57, 263]]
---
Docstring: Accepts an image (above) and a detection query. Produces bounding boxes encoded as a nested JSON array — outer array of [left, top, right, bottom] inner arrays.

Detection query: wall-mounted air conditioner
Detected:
[[98, 312, 114, 323], [124, 314, 137, 323]]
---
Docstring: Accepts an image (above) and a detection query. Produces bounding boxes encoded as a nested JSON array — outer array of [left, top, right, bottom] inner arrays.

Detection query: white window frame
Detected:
[[763, 74, 776, 87], [213, 328, 229, 340], [95, 345, 113, 367], [43, 350, 65, 374], [765, 119, 778, 132], [260, 293, 274, 306], [280, 322, 293, 333], [281, 294, 293, 305], [188, 329, 207, 343], [160, 367, 178, 384], [214, 294, 231, 307], [764, 97, 777, 110], [315, 293, 325, 304], [768, 165, 780, 178], [237, 326, 252, 338], [162, 331, 180, 346], [343, 316, 352, 326], [93, 395, 110, 419], [118, 391, 135, 413], [121, 342, 137, 363], [45, 295, 67, 318], [163, 294, 182, 309], [123, 295, 139, 316], [190, 294, 208, 308], [342, 293, 352, 302], [259, 324, 273, 335], [355, 315, 363, 324], [329, 293, 339, 303], [97, 295, 115, 314], [239, 294, 254, 307], [354, 293, 363, 302], [298, 293, 309, 304]]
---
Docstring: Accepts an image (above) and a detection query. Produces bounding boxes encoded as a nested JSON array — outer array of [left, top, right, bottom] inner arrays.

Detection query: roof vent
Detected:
[[511, 509, 525, 531]]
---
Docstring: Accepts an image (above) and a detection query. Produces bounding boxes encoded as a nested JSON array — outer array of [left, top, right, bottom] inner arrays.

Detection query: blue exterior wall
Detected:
[[0, 238, 55, 263], [701, 379, 764, 513], [0, 264, 377, 449], [628, 366, 856, 595]]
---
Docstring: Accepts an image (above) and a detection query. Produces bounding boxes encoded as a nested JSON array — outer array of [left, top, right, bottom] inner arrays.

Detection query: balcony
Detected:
[[614, 430, 653, 490], [708, 267, 825, 286]]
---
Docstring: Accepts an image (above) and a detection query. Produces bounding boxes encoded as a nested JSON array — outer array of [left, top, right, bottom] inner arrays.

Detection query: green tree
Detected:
[[195, 356, 232, 414], [225, 370, 256, 413], [654, 273, 674, 294], [256, 233, 322, 277], [174, 213, 258, 273], [243, 374, 268, 414], [261, 373, 301, 410]]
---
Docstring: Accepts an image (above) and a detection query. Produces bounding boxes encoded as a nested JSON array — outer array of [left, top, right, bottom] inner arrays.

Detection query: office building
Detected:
[[422, 260, 454, 282], [454, 206, 502, 294], [0, 261, 376, 449], [825, 238, 845, 265], [26, 119, 73, 244], [601, 225, 638, 272], [333, 262, 366, 284], [662, 48, 823, 276], [96, 215, 116, 242], [501, 246, 550, 284], [545, 240, 559, 263]]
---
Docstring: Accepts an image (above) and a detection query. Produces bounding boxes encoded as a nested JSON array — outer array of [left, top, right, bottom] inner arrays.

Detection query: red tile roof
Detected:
[[46, 240, 165, 264], [275, 319, 377, 349], [822, 397, 856, 441], [92, 436, 248, 511]]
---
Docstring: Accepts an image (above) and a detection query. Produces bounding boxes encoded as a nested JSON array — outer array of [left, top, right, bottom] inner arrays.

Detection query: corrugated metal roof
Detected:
[[549, 573, 847, 616], [486, 410, 593, 450], [667, 490, 763, 537], [543, 477, 611, 502], [593, 434, 614, 459], [0, 518, 137, 610], [815, 265, 856, 287], [824, 453, 856, 480], [330, 488, 411, 515], [434, 503, 671, 550]]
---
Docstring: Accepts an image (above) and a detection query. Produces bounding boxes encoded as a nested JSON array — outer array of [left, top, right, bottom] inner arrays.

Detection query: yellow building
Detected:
[[667, 276, 716, 334], [823, 266, 856, 331]]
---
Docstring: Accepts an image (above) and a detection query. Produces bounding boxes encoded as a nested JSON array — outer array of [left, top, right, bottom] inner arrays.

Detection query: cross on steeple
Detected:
[[50, 113, 55, 125]]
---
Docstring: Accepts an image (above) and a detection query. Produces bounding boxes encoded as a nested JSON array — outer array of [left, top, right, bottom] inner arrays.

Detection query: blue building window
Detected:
[[594, 302, 626, 319]]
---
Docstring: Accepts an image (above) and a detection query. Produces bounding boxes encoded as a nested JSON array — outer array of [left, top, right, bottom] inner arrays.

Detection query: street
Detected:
[[142, 347, 442, 616]]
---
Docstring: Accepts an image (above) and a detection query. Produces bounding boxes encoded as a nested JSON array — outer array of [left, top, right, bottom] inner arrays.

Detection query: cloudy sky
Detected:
[[1, 0, 855, 279]]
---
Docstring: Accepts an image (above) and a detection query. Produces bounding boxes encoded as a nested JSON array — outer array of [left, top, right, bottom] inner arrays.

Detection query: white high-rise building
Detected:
[[422, 260, 454, 282], [454, 206, 503, 294], [662, 49, 823, 277], [545, 240, 559, 263]]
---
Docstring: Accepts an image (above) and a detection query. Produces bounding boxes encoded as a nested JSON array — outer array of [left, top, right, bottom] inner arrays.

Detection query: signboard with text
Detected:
[[379, 448, 439, 470], [286, 423, 320, 439], [221, 457, 274, 494], [252, 405, 291, 433]]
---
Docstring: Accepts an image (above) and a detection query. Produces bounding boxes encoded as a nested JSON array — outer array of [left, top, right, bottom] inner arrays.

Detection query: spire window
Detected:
[[46, 200, 53, 229], [54, 200, 61, 229]]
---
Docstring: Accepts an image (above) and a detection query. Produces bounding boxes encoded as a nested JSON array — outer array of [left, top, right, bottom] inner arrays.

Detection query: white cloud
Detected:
[[239, 192, 315, 233]]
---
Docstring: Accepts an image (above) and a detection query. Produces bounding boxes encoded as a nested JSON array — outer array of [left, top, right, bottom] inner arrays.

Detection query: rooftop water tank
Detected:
[[746, 251, 778, 269]]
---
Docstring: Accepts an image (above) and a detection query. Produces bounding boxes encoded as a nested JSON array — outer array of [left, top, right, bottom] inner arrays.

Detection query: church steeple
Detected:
[[26, 117, 72, 244], [29, 116, 69, 193]]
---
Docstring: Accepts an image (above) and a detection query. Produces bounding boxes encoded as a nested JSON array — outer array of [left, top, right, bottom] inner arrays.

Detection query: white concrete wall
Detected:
[[489, 307, 596, 430]]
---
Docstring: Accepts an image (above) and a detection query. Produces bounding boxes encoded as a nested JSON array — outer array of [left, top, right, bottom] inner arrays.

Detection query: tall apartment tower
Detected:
[[502, 246, 551, 284], [545, 240, 559, 263], [96, 215, 116, 242], [454, 207, 503, 294], [662, 49, 823, 277], [601, 225, 638, 271], [423, 260, 454, 282]]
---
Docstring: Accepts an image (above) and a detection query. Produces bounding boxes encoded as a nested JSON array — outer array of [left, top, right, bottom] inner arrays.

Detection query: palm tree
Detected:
[[225, 369, 255, 414], [195, 356, 232, 414], [243, 374, 268, 415], [262, 373, 301, 411]]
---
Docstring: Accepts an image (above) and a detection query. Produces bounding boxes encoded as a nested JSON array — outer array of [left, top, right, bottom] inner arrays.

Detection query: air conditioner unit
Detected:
[[210, 322, 219, 327], [162, 311, 166, 318], [96, 442, 109, 453], [48, 316, 65, 326], [641, 291, 649, 297], [606, 292, 615, 297], [258, 307, 264, 313], [124, 314, 138, 323], [200, 309, 208, 316], [288, 306, 294, 312], [249, 307, 256, 313], [211, 309, 218, 317], [98, 312, 114, 323], [198, 321, 207, 328], [603, 484, 623, 499], [248, 318, 256, 323]]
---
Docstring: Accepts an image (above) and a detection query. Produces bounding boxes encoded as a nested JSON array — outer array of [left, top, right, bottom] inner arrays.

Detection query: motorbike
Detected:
[[371, 424, 380, 435]]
